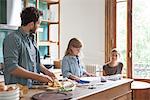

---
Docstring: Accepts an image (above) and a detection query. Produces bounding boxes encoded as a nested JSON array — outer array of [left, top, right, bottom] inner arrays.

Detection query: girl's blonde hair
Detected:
[[65, 38, 82, 56]]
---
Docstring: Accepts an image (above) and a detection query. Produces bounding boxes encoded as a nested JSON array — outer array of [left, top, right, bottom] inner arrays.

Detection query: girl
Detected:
[[62, 38, 94, 81], [103, 48, 123, 76]]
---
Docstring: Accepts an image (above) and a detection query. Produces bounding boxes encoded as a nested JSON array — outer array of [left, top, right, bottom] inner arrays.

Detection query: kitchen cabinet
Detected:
[[0, 0, 7, 24]]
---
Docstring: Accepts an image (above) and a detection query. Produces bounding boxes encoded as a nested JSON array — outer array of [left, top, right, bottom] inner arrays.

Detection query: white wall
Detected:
[[60, 0, 105, 65]]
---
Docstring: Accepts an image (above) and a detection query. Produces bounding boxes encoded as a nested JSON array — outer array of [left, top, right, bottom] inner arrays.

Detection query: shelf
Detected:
[[25, 0, 60, 59], [40, 0, 59, 4], [50, 41, 58, 43], [0, 24, 18, 30], [48, 1, 59, 5], [50, 41, 59, 45], [41, 19, 59, 24], [38, 41, 51, 46], [38, 41, 58, 45]]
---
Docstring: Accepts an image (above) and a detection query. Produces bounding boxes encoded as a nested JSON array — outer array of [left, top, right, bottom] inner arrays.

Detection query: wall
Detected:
[[60, 0, 105, 65]]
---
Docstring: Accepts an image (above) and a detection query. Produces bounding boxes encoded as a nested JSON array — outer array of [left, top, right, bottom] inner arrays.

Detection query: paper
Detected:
[[77, 77, 103, 86], [80, 77, 101, 82]]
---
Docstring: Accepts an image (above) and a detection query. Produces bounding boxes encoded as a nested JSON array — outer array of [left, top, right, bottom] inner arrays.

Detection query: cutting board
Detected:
[[32, 91, 72, 100]]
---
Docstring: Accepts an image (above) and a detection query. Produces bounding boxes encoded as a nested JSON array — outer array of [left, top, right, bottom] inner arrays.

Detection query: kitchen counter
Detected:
[[21, 79, 133, 100], [0, 73, 133, 100]]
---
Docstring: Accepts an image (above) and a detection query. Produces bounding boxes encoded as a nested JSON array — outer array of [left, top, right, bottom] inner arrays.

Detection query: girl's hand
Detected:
[[87, 73, 96, 77]]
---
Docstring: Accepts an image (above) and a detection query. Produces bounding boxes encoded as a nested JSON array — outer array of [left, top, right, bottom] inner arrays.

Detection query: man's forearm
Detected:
[[10, 66, 43, 81], [40, 64, 56, 79], [40, 64, 48, 74]]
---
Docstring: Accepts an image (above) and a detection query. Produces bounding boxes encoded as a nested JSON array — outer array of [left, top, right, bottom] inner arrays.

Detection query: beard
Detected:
[[29, 25, 37, 34], [29, 29, 36, 34]]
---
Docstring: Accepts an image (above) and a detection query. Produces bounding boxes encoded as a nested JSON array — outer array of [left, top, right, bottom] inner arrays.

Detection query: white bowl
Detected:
[[0, 94, 19, 100], [0, 84, 20, 100], [0, 88, 19, 96]]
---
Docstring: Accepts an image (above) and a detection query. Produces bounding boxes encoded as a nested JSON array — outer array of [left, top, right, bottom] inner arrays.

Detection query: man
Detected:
[[3, 7, 56, 88]]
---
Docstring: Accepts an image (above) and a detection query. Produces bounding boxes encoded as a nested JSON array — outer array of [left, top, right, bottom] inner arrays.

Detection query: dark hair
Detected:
[[65, 38, 82, 56], [20, 7, 43, 26], [111, 48, 120, 57]]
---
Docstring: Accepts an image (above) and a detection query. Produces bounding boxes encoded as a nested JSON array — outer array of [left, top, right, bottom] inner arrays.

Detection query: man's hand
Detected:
[[46, 71, 57, 80], [38, 74, 54, 83], [40, 64, 57, 80]]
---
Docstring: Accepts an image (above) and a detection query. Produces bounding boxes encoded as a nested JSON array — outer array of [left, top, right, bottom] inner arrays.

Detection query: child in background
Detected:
[[103, 48, 123, 76], [61, 38, 95, 83]]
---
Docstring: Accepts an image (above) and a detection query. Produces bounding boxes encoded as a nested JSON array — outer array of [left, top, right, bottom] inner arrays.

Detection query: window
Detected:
[[106, 0, 150, 81], [132, 0, 150, 79]]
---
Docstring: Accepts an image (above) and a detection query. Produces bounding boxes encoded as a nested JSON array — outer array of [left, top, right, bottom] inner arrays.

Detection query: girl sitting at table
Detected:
[[61, 38, 95, 82], [103, 48, 123, 76]]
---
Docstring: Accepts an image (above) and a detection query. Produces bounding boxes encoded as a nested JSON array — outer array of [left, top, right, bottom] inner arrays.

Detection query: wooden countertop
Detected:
[[21, 78, 133, 100], [0, 74, 133, 100], [71, 78, 133, 100], [131, 81, 150, 89]]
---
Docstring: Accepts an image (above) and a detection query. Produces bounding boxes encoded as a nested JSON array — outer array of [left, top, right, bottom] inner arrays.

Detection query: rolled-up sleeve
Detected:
[[3, 34, 20, 73], [61, 57, 72, 78]]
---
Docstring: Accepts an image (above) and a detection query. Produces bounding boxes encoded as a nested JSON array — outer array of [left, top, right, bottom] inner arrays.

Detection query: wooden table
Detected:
[[131, 81, 150, 100], [21, 79, 133, 100]]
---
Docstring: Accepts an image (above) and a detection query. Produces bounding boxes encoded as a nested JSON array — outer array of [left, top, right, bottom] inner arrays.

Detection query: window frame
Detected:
[[105, 0, 150, 82]]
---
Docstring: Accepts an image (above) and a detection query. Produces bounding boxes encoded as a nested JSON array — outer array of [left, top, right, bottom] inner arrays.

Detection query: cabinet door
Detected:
[[39, 46, 49, 57], [49, 4, 59, 22], [24, 0, 36, 7], [39, 23, 48, 41], [115, 92, 132, 100]]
